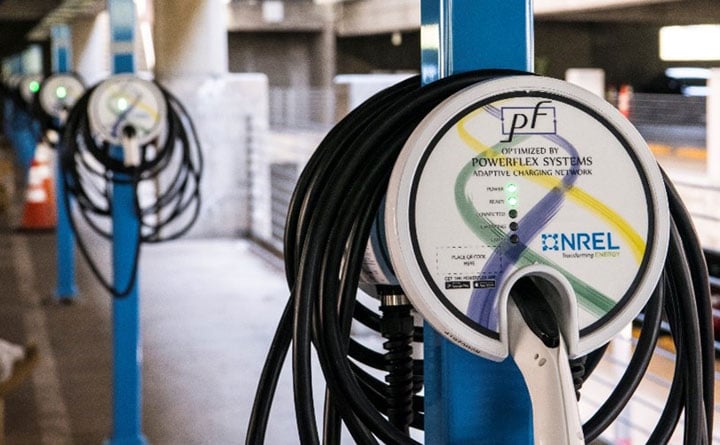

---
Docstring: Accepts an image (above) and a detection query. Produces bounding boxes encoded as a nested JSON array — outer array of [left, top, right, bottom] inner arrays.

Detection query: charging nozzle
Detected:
[[508, 297, 584, 445], [507, 275, 584, 445], [121, 125, 141, 167]]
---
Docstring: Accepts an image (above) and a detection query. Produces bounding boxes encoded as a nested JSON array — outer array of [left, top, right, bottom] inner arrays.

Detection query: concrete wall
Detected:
[[227, 2, 332, 32], [226, 3, 335, 88], [336, 0, 419, 36], [537, 21, 718, 90], [590, 23, 664, 88], [161, 74, 268, 238], [336, 31, 419, 74], [228, 32, 315, 88], [535, 22, 594, 79]]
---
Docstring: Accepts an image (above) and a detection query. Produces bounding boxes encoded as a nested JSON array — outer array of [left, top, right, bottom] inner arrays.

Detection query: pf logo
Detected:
[[501, 100, 557, 142]]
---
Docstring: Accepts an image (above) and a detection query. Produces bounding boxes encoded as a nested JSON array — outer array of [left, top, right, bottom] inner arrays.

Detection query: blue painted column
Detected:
[[10, 105, 36, 172], [2, 58, 19, 157], [421, 1, 535, 443], [51, 24, 78, 302], [8, 50, 41, 179], [107, 1, 147, 444]]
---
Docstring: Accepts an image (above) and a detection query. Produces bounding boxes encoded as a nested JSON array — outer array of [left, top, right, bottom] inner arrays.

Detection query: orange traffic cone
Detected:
[[618, 84, 633, 119], [18, 147, 57, 231]]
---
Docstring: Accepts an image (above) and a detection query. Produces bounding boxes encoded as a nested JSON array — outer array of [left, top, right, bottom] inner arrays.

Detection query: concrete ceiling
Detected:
[[536, 0, 720, 24], [0, 0, 62, 58], [1, 0, 720, 62]]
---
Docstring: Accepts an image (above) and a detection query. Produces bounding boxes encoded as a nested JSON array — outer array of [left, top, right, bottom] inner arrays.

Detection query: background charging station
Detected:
[[38, 24, 84, 303], [54, 1, 201, 443], [6, 72, 42, 182]]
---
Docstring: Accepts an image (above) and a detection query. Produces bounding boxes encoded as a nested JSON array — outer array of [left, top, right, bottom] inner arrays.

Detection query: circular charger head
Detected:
[[38, 73, 85, 118], [88, 74, 167, 146], [18, 74, 43, 104], [385, 75, 669, 360]]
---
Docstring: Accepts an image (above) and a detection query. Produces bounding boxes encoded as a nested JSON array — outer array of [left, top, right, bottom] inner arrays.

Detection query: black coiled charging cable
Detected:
[[59, 81, 203, 297], [246, 70, 714, 444]]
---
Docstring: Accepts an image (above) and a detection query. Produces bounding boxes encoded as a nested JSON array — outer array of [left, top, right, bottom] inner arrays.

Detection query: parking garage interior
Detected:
[[1, 0, 720, 444]]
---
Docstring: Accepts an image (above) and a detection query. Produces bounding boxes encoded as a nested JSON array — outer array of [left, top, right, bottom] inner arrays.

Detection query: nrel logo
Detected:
[[541, 232, 620, 252], [501, 100, 556, 142]]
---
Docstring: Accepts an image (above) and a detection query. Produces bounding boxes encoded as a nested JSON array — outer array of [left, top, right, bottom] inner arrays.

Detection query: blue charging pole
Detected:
[[50, 24, 78, 302], [10, 100, 37, 173], [2, 56, 21, 147], [16, 46, 43, 173], [107, 1, 147, 444], [421, 1, 535, 443]]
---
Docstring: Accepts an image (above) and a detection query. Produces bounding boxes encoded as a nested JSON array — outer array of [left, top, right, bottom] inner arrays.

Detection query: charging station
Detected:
[[248, 1, 714, 444], [386, 75, 669, 359], [7, 74, 43, 175], [385, 74, 670, 444], [56, 1, 202, 443], [37, 39, 86, 302]]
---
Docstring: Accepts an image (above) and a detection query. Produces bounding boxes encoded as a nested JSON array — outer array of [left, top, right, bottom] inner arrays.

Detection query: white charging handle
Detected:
[[121, 127, 141, 167], [508, 297, 584, 445], [497, 265, 579, 358]]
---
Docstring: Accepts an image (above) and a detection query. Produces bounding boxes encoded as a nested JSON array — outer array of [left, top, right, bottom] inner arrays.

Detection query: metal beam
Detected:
[[536, 0, 720, 23], [27, 0, 103, 41], [535, 0, 678, 15]]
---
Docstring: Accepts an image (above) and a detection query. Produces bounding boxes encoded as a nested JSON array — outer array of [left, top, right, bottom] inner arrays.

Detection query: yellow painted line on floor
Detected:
[[648, 143, 673, 157], [675, 146, 707, 161]]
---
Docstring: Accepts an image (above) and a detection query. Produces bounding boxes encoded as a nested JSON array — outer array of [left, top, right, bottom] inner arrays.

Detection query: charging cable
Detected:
[[59, 80, 202, 297], [246, 71, 714, 444]]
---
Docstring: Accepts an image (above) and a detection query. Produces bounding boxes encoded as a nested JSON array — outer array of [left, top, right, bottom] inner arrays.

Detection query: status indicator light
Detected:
[[117, 97, 129, 112], [29, 80, 40, 93], [505, 182, 519, 208], [56, 86, 68, 99], [509, 209, 518, 219]]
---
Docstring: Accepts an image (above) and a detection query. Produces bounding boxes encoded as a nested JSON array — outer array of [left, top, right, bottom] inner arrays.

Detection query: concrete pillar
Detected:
[[314, 8, 336, 126], [71, 12, 110, 86], [315, 6, 336, 89], [153, 0, 228, 79], [153, 0, 264, 238], [565, 68, 605, 98], [21, 45, 43, 75], [707, 68, 720, 182]]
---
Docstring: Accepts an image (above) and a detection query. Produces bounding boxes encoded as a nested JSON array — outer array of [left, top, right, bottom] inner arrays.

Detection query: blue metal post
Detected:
[[421, 1, 535, 443], [107, 1, 147, 444], [51, 24, 78, 302], [7, 51, 40, 178], [10, 105, 37, 172], [2, 57, 19, 157]]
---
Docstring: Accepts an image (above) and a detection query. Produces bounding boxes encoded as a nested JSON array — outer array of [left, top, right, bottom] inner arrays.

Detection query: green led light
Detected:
[[117, 97, 129, 111], [56, 86, 68, 99], [29, 80, 40, 93], [505, 183, 518, 194], [507, 196, 519, 207]]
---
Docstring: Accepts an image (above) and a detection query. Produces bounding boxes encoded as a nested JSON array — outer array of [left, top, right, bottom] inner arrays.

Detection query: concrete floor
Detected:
[[0, 176, 300, 443], [0, 143, 719, 444]]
